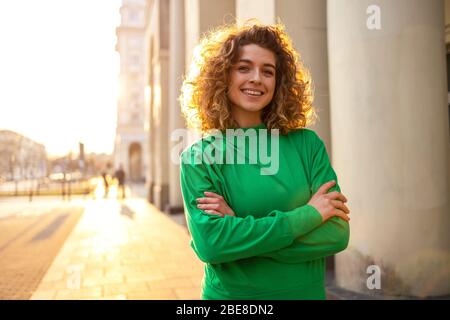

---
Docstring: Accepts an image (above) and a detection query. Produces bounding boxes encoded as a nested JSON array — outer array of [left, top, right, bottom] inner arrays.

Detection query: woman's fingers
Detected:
[[334, 208, 350, 222], [331, 200, 350, 214], [197, 193, 236, 217], [196, 197, 219, 204], [197, 203, 220, 210], [203, 191, 223, 199], [316, 181, 336, 195], [204, 209, 224, 217], [326, 191, 348, 203]]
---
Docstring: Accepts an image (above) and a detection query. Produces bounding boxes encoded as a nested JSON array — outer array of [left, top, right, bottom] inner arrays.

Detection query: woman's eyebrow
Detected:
[[238, 59, 276, 70]]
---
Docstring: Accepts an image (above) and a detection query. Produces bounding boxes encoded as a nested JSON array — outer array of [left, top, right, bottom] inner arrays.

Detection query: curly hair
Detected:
[[179, 21, 316, 135]]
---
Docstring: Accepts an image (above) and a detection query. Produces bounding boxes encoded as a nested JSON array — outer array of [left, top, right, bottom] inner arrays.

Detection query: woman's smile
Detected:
[[241, 88, 265, 97]]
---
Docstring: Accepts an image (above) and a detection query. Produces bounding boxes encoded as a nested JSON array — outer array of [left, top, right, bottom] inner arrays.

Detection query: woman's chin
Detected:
[[238, 104, 267, 113]]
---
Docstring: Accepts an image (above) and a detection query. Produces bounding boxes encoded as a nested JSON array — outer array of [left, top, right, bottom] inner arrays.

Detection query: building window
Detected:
[[128, 36, 140, 49], [131, 112, 139, 124], [129, 53, 140, 66], [129, 11, 139, 23]]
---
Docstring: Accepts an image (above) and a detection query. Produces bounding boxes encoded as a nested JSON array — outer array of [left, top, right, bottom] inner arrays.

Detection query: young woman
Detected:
[[179, 22, 350, 300]]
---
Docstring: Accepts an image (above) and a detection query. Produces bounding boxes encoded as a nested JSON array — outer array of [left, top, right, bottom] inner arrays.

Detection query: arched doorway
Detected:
[[128, 142, 143, 182]]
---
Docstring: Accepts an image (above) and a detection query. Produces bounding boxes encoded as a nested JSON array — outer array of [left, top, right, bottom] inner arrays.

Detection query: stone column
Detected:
[[328, 0, 450, 297], [277, 0, 331, 152], [167, 0, 186, 213], [180, 0, 235, 220], [236, 0, 275, 24], [147, 0, 171, 211], [154, 49, 170, 211], [145, 18, 156, 204], [185, 0, 236, 67]]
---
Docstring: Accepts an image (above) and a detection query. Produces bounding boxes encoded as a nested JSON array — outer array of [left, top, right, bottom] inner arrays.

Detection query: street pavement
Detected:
[[24, 182, 203, 300], [0, 198, 84, 299]]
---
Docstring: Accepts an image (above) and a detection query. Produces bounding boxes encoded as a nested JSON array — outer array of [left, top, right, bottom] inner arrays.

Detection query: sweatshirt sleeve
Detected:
[[259, 130, 350, 263], [180, 142, 323, 265]]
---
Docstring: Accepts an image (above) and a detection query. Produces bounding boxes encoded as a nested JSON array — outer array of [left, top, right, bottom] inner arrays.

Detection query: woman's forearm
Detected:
[[258, 216, 350, 263]]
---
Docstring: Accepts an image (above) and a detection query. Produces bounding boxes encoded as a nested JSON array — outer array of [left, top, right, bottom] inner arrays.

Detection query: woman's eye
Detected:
[[264, 70, 274, 76], [238, 66, 249, 72]]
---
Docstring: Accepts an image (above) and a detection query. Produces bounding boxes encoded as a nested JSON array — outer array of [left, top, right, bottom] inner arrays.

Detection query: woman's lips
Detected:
[[241, 89, 264, 97]]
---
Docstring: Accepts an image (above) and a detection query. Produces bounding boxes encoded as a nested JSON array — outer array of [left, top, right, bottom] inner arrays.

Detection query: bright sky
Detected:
[[0, 0, 122, 157]]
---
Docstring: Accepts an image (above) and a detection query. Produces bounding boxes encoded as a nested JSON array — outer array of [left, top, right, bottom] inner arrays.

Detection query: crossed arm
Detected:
[[196, 180, 350, 264]]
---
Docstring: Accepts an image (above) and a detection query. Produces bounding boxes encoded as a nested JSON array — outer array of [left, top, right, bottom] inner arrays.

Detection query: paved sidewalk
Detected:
[[30, 186, 203, 300]]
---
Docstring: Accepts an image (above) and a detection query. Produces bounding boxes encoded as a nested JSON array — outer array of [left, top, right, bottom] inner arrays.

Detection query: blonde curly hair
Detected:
[[179, 21, 316, 135]]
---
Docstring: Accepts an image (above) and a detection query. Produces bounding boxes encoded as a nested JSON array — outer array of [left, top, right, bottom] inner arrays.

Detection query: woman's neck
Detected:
[[232, 109, 263, 128]]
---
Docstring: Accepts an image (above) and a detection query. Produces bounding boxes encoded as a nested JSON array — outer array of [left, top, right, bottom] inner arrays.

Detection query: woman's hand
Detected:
[[307, 180, 350, 223], [196, 191, 236, 217]]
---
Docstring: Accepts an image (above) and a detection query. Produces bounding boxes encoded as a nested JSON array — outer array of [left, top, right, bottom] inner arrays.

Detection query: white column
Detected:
[[275, 0, 331, 151], [446, 0, 450, 44], [154, 50, 170, 210], [328, 0, 450, 297], [148, 0, 171, 210], [185, 0, 236, 67], [236, 0, 275, 25], [168, 0, 186, 212]]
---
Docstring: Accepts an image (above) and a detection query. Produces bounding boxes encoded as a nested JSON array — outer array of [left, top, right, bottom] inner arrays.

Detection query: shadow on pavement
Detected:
[[120, 203, 135, 220]]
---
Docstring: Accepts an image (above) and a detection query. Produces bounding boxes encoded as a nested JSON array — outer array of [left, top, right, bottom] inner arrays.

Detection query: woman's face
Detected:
[[227, 44, 276, 124]]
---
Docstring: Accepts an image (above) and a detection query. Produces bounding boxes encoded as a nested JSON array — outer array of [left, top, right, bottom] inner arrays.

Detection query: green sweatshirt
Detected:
[[179, 123, 350, 300]]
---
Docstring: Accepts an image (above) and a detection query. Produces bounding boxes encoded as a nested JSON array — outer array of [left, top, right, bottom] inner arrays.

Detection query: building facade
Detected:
[[115, 0, 149, 183], [0, 130, 47, 181]]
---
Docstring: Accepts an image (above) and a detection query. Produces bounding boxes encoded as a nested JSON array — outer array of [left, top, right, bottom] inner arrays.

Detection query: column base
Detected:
[[146, 181, 154, 203], [152, 183, 169, 211], [164, 204, 185, 215]]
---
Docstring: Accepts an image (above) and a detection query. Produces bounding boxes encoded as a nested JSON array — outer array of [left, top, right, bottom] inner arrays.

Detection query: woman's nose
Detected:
[[249, 71, 262, 84]]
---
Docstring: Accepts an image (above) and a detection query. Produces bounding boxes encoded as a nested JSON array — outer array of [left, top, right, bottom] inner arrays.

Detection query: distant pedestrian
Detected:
[[114, 164, 126, 199], [101, 171, 109, 198]]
